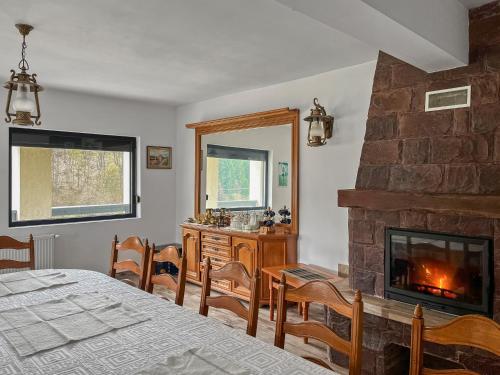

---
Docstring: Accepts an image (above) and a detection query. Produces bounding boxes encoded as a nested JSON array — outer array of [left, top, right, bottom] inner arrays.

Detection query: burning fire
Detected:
[[438, 275, 447, 290], [422, 265, 450, 290], [413, 260, 459, 299]]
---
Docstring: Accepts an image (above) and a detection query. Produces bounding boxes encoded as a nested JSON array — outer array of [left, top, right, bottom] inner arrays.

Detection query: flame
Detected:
[[438, 275, 447, 290], [411, 259, 458, 299]]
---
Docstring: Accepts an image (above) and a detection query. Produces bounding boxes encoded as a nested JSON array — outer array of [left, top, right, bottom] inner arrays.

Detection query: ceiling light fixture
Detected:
[[4, 24, 43, 126]]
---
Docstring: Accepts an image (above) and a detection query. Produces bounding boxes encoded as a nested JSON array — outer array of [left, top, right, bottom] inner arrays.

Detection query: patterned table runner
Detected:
[[281, 267, 330, 282], [0, 292, 149, 356], [0, 270, 76, 297]]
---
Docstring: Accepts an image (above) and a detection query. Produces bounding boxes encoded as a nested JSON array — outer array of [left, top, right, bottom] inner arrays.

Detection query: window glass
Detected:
[[10, 129, 136, 226]]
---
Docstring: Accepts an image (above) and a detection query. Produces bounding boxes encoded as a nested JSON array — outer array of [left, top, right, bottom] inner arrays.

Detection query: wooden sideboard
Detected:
[[181, 223, 297, 304]]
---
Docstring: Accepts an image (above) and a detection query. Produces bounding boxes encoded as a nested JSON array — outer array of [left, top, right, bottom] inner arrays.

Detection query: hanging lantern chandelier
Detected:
[[4, 24, 43, 126]]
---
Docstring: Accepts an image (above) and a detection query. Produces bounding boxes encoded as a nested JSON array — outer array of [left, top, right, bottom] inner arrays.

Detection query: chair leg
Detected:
[[303, 302, 309, 344], [269, 278, 275, 321]]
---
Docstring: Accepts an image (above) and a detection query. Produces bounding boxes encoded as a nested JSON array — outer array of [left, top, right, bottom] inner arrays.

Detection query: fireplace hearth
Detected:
[[385, 228, 493, 316]]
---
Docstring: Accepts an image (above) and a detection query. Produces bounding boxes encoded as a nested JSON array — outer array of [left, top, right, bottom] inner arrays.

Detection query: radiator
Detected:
[[0, 234, 56, 274]]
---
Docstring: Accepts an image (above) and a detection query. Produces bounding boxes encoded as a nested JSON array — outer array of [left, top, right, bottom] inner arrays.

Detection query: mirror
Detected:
[[200, 125, 292, 213], [187, 108, 299, 234]]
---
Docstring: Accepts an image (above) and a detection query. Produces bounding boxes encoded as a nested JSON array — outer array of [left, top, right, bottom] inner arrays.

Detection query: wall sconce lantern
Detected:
[[4, 24, 43, 126], [304, 98, 333, 147]]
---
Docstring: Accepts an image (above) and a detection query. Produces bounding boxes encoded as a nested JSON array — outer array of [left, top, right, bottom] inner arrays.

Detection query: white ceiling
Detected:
[[458, 0, 493, 9], [0, 0, 378, 105], [0, 0, 490, 105]]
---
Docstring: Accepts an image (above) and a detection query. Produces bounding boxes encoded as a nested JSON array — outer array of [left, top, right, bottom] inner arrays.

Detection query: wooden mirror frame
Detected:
[[186, 108, 300, 234]]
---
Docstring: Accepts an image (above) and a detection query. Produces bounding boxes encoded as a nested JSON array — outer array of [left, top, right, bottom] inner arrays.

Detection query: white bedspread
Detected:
[[0, 269, 337, 375]]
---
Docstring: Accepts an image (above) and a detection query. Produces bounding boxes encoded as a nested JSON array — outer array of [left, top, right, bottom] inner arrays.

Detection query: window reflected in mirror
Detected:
[[206, 145, 268, 209], [200, 124, 292, 214]]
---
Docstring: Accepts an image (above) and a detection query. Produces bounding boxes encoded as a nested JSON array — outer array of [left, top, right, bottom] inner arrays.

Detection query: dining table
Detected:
[[0, 269, 337, 374]]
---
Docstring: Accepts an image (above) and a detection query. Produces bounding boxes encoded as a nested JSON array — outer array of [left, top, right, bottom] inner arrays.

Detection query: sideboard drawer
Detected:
[[201, 231, 231, 246], [201, 253, 230, 268], [202, 242, 232, 258], [212, 279, 231, 290]]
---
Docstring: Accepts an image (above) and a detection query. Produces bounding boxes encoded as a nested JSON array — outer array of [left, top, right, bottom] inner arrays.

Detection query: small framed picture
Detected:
[[147, 146, 172, 169], [278, 161, 288, 187]]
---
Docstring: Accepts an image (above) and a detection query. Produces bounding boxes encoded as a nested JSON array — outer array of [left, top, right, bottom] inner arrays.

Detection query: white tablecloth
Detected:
[[0, 269, 337, 375]]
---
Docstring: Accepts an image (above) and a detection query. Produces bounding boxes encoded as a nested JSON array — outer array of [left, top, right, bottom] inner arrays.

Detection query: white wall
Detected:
[[0, 60, 375, 274], [0, 89, 177, 273], [175, 61, 376, 271]]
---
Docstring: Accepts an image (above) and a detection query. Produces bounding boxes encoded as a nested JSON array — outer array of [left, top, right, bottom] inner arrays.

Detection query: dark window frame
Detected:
[[206, 144, 269, 211], [9, 128, 138, 227]]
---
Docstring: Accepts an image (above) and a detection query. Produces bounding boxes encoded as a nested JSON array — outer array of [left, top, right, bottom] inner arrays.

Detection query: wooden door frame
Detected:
[[186, 108, 300, 234]]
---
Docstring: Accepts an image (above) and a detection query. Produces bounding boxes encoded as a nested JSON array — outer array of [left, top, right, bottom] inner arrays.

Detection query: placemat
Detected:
[[0, 270, 76, 297], [0, 292, 149, 356], [281, 267, 329, 282]]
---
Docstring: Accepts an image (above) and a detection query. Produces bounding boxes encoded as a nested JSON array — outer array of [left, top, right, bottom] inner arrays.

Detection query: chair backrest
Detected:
[[109, 235, 150, 290], [0, 235, 35, 270], [274, 275, 363, 375], [145, 244, 187, 306], [409, 305, 500, 375], [199, 257, 260, 337]]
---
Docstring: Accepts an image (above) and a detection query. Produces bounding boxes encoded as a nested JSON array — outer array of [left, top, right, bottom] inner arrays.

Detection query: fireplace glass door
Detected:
[[385, 228, 492, 316]]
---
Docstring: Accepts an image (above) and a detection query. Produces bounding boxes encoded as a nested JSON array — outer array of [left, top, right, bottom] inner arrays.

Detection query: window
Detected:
[[206, 144, 268, 210], [9, 128, 137, 227]]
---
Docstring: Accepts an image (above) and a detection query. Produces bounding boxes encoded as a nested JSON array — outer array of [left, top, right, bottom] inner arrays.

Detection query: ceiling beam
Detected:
[[276, 0, 469, 72]]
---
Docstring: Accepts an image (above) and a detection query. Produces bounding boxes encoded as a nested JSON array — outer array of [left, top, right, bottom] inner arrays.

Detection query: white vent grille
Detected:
[[425, 86, 471, 112], [0, 234, 56, 274]]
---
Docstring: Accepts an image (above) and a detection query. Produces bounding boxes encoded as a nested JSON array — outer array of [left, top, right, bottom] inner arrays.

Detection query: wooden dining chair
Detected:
[[0, 234, 35, 271], [274, 275, 363, 374], [409, 304, 500, 375], [145, 244, 187, 306], [199, 257, 261, 337], [109, 235, 150, 290]]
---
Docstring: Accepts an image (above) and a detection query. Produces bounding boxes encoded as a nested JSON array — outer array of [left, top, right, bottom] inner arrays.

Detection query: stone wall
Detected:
[[349, 1, 500, 323]]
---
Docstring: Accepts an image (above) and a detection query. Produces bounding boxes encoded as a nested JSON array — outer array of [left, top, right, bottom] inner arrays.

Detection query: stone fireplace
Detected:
[[330, 2, 500, 374]]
